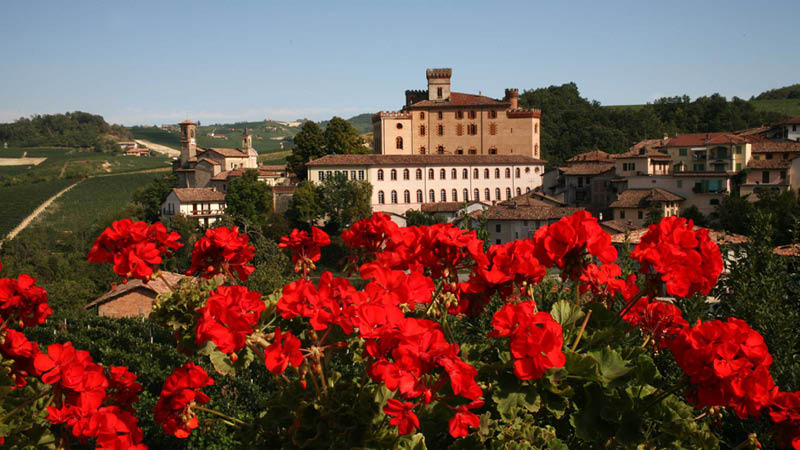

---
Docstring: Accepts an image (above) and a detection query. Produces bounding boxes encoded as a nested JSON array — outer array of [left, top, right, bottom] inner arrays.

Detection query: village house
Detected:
[[161, 187, 226, 227], [85, 272, 185, 318], [306, 154, 545, 218], [372, 68, 542, 159], [765, 117, 800, 142], [609, 188, 684, 226], [474, 191, 582, 244], [663, 132, 751, 173]]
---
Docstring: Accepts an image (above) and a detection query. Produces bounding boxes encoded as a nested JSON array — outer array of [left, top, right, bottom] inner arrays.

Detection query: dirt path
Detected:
[[2, 181, 82, 245], [2, 167, 172, 245], [134, 139, 180, 158]]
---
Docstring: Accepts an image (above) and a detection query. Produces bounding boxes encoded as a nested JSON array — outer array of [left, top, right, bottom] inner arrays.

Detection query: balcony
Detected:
[[189, 209, 226, 216]]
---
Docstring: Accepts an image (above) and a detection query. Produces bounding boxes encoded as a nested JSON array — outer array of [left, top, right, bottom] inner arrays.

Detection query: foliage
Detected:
[[644, 202, 664, 226], [680, 205, 709, 228], [405, 209, 448, 227], [286, 121, 326, 180], [0, 111, 131, 148], [323, 116, 368, 155], [285, 181, 322, 229], [317, 173, 372, 234], [225, 169, 273, 229], [716, 190, 800, 245], [132, 174, 178, 223], [754, 84, 800, 101]]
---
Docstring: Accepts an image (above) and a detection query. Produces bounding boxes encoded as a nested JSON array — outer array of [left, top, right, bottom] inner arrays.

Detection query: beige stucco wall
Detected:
[[626, 175, 729, 216], [666, 143, 750, 173]]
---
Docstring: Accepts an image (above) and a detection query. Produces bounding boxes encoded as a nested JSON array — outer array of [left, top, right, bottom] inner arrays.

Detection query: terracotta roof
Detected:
[[735, 126, 770, 136], [747, 159, 792, 169], [511, 191, 566, 206], [612, 227, 747, 246], [205, 147, 249, 158], [179, 120, 196, 125], [260, 164, 288, 171], [568, 149, 614, 163], [306, 154, 545, 166], [85, 272, 186, 309], [610, 189, 684, 208], [774, 244, 800, 257], [748, 138, 800, 153], [482, 203, 583, 221], [197, 157, 221, 166], [666, 132, 747, 147], [600, 219, 641, 233], [170, 188, 226, 202], [560, 163, 615, 175], [408, 92, 509, 108], [420, 202, 466, 213], [778, 117, 800, 125], [614, 146, 671, 159]]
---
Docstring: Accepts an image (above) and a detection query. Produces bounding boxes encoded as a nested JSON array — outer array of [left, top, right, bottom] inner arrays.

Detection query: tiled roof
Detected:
[[614, 146, 671, 159], [420, 202, 466, 213], [612, 227, 747, 245], [600, 219, 640, 233], [482, 203, 583, 221], [666, 132, 747, 147], [85, 271, 186, 309], [408, 92, 509, 108], [735, 126, 770, 136], [205, 147, 249, 158], [748, 137, 800, 153], [774, 244, 800, 257], [560, 163, 615, 175], [503, 191, 566, 207], [778, 117, 800, 125], [306, 154, 545, 166], [747, 159, 792, 169], [197, 157, 221, 166], [568, 149, 614, 163], [170, 188, 226, 202], [179, 120, 196, 125], [610, 189, 684, 208]]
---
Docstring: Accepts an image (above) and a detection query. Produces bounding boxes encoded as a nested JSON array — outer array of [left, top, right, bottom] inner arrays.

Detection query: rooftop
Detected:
[[408, 92, 511, 109], [567, 149, 614, 163], [420, 202, 470, 213], [501, 191, 566, 207], [614, 145, 671, 159], [599, 219, 641, 233], [85, 271, 186, 310], [560, 163, 615, 176], [205, 147, 250, 158], [610, 188, 684, 208], [666, 132, 747, 147], [306, 154, 545, 167], [611, 227, 747, 246], [170, 187, 226, 202], [748, 137, 800, 153], [747, 159, 793, 169], [774, 244, 800, 257]]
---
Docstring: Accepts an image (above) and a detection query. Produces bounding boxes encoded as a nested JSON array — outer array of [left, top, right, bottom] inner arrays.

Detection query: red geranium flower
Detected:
[[383, 398, 420, 435], [579, 263, 639, 304], [279, 226, 331, 273], [264, 327, 304, 374], [622, 297, 687, 349], [153, 362, 214, 438], [186, 226, 256, 281], [532, 211, 617, 280], [0, 274, 51, 328], [448, 400, 483, 438], [195, 285, 265, 355], [88, 219, 182, 281]]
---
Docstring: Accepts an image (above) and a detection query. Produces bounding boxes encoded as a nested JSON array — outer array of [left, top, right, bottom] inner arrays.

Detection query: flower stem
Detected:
[[571, 309, 592, 351], [0, 390, 52, 424], [193, 405, 245, 425]]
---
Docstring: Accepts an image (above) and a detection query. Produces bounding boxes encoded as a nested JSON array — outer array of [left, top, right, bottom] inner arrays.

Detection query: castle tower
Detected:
[[179, 120, 197, 166], [241, 128, 252, 151], [504, 88, 519, 110], [426, 68, 452, 102]]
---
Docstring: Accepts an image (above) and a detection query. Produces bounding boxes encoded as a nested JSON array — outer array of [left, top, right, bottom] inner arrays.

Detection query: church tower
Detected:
[[242, 128, 258, 168], [179, 120, 197, 166], [241, 128, 253, 151]]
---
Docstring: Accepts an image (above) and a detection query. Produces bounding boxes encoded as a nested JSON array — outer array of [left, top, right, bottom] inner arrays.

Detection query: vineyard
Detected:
[[0, 178, 76, 237]]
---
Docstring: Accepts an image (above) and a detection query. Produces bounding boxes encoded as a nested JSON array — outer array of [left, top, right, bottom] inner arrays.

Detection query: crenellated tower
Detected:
[[504, 88, 519, 110], [426, 68, 452, 102]]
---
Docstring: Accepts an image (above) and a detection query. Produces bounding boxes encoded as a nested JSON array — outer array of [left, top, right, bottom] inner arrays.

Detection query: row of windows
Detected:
[[417, 123, 494, 137], [414, 144, 539, 155], [377, 167, 533, 181], [420, 110, 490, 120], [377, 187, 529, 204], [318, 170, 365, 181]]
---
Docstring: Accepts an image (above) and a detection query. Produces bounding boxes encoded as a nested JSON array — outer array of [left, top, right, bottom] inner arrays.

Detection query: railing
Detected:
[[189, 209, 226, 216]]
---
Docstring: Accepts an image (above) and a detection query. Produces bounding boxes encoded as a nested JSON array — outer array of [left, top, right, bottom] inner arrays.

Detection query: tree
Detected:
[[318, 173, 372, 233], [324, 117, 367, 155], [225, 169, 273, 229], [679, 205, 708, 227], [287, 121, 326, 180], [133, 174, 178, 222], [405, 209, 446, 226], [644, 202, 663, 226], [286, 181, 322, 229], [716, 195, 754, 237]]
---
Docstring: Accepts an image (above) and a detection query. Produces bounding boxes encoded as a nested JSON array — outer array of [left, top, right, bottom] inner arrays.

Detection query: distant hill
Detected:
[[0, 112, 131, 149], [608, 98, 800, 119], [753, 83, 800, 100], [131, 114, 375, 156]]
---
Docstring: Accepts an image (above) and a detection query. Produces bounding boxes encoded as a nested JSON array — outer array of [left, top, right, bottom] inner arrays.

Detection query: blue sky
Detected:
[[1, 0, 797, 125]]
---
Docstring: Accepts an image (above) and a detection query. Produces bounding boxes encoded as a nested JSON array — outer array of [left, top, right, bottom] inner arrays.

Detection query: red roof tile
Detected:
[[666, 133, 747, 147], [409, 92, 509, 108], [170, 188, 225, 202], [306, 154, 545, 166], [568, 149, 614, 163], [610, 189, 684, 208], [560, 163, 615, 175], [206, 147, 249, 158]]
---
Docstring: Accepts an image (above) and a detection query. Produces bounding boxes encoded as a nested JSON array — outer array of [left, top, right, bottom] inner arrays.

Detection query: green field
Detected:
[[0, 147, 171, 186], [750, 98, 800, 117], [28, 172, 165, 232], [0, 179, 77, 237]]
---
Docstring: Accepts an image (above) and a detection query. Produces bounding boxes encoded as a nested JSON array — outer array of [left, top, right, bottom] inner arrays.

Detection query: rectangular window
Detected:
[[351, 170, 356, 179], [437, 87, 442, 98], [326, 170, 332, 179], [762, 171, 770, 183], [495, 224, 501, 232], [437, 125, 444, 136], [736, 146, 742, 154], [318, 171, 324, 181], [693, 164, 705, 172], [638, 210, 644, 219], [468, 111, 476, 119], [420, 125, 426, 136], [619, 210, 625, 219], [437, 111, 443, 119], [679, 148, 688, 156], [489, 111, 497, 119], [358, 170, 365, 180], [456, 111, 463, 119]]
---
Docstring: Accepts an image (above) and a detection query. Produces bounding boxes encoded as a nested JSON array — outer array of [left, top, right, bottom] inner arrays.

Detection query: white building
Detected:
[[766, 118, 800, 142], [305, 154, 546, 216], [161, 188, 226, 227]]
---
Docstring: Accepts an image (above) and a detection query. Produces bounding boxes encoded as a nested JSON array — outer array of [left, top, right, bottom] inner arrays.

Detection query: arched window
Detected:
[[516, 187, 521, 196], [495, 188, 501, 200], [452, 189, 458, 202], [441, 189, 447, 202], [515, 168, 521, 178], [534, 167, 540, 173], [440, 168, 446, 179], [484, 188, 490, 201], [495, 168, 500, 178], [451, 168, 457, 179], [526, 187, 531, 193], [403, 169, 409, 180], [377, 169, 384, 181], [462, 168, 468, 179], [463, 189, 469, 202], [396, 137, 403, 149], [535, 144, 539, 155], [391, 190, 398, 204], [505, 168, 511, 178], [404, 190, 410, 203], [484, 168, 490, 178], [429, 190, 435, 203], [474, 189, 480, 201], [416, 169, 423, 180], [437, 146, 445, 154], [391, 169, 397, 180], [416, 190, 423, 203], [506, 188, 511, 200], [473, 168, 479, 179], [428, 169, 434, 179], [378, 191, 385, 204], [420, 146, 426, 155]]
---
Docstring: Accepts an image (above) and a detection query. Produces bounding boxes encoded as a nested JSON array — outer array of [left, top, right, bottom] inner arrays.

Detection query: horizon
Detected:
[[1, 0, 798, 126]]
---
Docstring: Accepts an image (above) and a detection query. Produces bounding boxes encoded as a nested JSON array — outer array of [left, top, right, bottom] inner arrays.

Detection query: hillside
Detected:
[[319, 113, 373, 134], [608, 98, 800, 118], [753, 83, 800, 100], [0, 111, 131, 149]]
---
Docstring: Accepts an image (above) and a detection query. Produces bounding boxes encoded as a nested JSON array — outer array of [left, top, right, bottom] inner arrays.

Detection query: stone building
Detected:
[[85, 272, 185, 318], [372, 68, 542, 159], [609, 188, 684, 227], [173, 120, 259, 188]]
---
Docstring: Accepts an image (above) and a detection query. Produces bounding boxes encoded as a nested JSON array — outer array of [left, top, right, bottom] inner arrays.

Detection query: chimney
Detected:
[[426, 68, 452, 101], [505, 88, 519, 110]]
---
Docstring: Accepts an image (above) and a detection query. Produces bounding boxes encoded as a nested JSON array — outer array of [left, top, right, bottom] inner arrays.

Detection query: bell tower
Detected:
[[179, 120, 197, 166], [241, 128, 252, 151]]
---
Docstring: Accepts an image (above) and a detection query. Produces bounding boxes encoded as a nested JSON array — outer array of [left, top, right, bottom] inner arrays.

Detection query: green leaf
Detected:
[[633, 353, 659, 385], [550, 300, 584, 328], [587, 346, 632, 386], [395, 433, 427, 450], [564, 351, 599, 381], [198, 341, 235, 376]]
